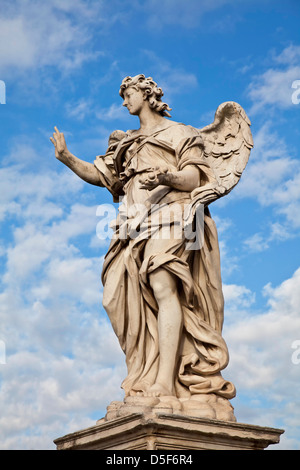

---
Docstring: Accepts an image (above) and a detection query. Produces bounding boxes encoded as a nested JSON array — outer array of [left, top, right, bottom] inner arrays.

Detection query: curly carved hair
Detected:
[[119, 74, 172, 117]]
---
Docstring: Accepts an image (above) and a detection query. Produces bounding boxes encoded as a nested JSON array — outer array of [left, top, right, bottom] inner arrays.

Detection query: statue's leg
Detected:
[[148, 267, 182, 396], [143, 235, 183, 397]]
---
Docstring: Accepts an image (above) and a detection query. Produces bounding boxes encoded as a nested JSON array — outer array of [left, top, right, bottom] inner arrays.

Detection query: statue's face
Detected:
[[122, 87, 147, 115]]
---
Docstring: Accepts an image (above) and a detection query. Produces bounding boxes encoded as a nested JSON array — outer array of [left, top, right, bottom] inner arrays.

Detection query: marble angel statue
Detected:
[[50, 74, 253, 421]]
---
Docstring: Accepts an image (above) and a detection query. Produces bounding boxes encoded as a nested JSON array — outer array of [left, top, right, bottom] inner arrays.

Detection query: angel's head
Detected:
[[119, 74, 172, 117]]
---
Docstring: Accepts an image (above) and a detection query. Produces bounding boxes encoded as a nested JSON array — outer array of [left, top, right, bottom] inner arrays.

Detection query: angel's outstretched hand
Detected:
[[50, 126, 68, 161]]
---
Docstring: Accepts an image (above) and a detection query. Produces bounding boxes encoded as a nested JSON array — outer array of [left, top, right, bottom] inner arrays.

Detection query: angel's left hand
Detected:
[[139, 167, 169, 191]]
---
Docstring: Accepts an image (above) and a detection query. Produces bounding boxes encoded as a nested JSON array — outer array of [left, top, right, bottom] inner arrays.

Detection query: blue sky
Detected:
[[0, 0, 300, 449]]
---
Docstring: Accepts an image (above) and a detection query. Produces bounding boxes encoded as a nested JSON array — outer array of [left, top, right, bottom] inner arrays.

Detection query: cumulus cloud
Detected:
[[1, 135, 299, 449], [0, 0, 103, 73], [0, 348, 125, 449], [223, 268, 300, 449], [231, 122, 300, 252], [0, 146, 126, 449], [223, 283, 255, 310], [249, 66, 300, 111], [248, 44, 300, 112], [229, 45, 300, 254]]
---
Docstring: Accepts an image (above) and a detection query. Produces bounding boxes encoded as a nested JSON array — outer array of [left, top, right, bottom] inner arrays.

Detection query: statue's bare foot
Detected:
[[144, 383, 173, 397]]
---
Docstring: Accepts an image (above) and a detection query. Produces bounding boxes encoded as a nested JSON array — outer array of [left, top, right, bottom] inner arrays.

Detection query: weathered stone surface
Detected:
[[54, 412, 284, 451], [102, 394, 236, 423]]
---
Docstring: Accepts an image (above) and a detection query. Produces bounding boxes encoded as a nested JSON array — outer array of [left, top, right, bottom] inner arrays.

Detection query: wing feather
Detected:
[[197, 101, 253, 201]]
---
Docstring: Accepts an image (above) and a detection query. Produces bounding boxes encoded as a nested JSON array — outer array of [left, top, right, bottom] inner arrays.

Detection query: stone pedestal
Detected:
[[54, 412, 284, 450]]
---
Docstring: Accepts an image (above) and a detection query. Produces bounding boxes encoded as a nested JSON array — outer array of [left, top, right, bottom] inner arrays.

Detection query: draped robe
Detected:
[[94, 122, 236, 400]]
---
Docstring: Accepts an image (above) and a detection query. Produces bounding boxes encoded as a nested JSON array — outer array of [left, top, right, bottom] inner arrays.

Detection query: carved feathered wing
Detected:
[[192, 101, 253, 206]]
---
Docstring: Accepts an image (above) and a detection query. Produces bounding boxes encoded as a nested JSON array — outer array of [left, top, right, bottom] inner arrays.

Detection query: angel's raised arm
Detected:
[[50, 126, 104, 187]]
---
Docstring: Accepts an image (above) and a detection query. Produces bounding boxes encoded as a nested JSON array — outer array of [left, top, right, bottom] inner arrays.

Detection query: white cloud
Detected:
[[1, 143, 299, 449], [249, 66, 300, 111], [223, 283, 255, 310], [0, 153, 126, 449], [231, 46, 300, 252], [223, 268, 300, 448], [243, 222, 293, 253], [232, 122, 300, 249], [32, 256, 102, 306], [0, 162, 83, 218], [0, 0, 103, 73], [0, 348, 125, 449], [263, 267, 300, 315], [274, 44, 300, 65], [248, 44, 300, 112]]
